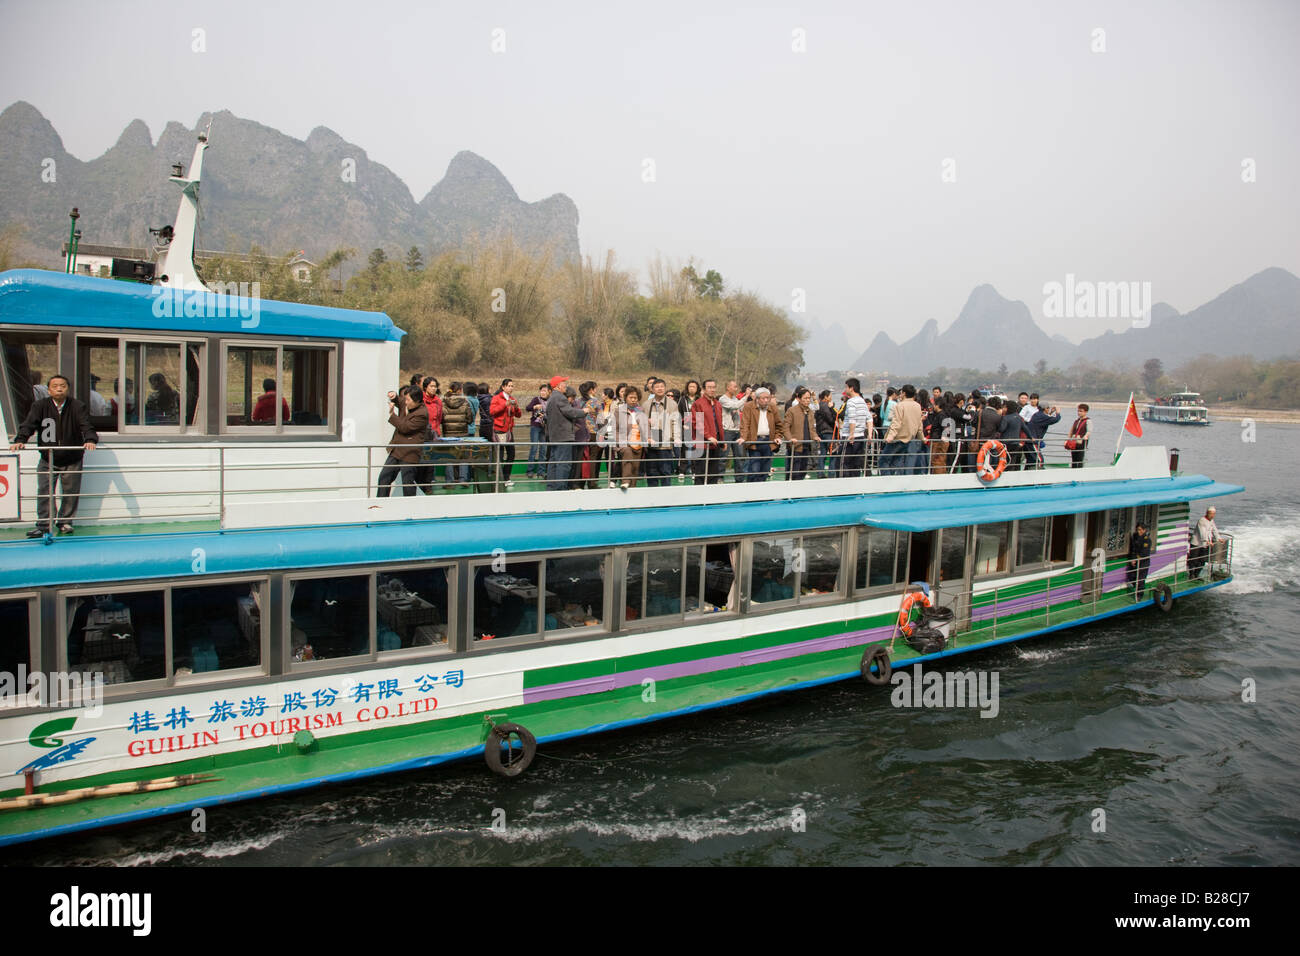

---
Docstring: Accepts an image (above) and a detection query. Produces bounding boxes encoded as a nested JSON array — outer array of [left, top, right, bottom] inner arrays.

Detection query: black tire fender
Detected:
[[484, 722, 537, 777], [861, 645, 892, 686], [1153, 582, 1174, 612]]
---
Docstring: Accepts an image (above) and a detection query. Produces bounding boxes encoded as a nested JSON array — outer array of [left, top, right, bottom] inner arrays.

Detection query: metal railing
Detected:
[[935, 536, 1235, 645], [1, 433, 1099, 533]]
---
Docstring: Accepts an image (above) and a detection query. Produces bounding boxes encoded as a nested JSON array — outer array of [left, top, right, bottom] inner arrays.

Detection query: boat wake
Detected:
[[1219, 512, 1300, 594]]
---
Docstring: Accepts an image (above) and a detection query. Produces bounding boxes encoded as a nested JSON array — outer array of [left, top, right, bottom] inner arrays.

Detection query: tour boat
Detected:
[[0, 133, 1243, 847], [1146, 389, 1211, 425]]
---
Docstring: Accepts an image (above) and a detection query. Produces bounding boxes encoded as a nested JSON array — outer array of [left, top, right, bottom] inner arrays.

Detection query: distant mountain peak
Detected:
[[0, 101, 580, 266]]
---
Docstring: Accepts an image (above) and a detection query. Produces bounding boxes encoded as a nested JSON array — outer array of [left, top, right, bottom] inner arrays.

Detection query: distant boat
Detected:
[[1146, 388, 1210, 425]]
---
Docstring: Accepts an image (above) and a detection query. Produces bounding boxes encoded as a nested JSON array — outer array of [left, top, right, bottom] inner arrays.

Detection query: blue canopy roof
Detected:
[[0, 474, 1241, 589], [0, 269, 403, 342]]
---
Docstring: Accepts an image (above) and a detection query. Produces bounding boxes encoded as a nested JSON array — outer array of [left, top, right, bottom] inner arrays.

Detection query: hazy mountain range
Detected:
[[0, 101, 580, 266], [845, 268, 1300, 375]]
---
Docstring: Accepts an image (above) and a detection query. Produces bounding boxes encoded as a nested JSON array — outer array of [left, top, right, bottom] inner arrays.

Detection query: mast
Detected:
[[155, 120, 212, 292]]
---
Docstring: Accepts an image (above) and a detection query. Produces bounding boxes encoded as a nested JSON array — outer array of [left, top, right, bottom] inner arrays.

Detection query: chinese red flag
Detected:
[[1124, 394, 1143, 437]]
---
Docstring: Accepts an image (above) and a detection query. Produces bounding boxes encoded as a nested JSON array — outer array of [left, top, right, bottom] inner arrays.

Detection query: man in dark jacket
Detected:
[[1127, 521, 1154, 599], [544, 376, 587, 490], [376, 387, 430, 497], [1022, 403, 1062, 468], [9, 374, 98, 536]]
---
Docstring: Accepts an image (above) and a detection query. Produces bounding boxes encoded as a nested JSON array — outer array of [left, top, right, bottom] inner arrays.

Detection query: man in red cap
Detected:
[[544, 375, 586, 489]]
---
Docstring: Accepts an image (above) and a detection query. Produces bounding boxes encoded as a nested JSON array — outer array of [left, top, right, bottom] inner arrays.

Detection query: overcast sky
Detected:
[[2, 0, 1297, 350]]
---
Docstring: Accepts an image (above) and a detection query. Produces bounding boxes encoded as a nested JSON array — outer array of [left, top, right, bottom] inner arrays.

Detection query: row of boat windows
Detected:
[[1, 329, 335, 434], [0, 517, 1084, 701]]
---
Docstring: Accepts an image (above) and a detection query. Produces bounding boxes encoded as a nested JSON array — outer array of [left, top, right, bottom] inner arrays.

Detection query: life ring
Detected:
[[484, 722, 537, 777], [860, 645, 892, 685], [897, 590, 931, 637], [1153, 582, 1173, 612], [976, 440, 1009, 482]]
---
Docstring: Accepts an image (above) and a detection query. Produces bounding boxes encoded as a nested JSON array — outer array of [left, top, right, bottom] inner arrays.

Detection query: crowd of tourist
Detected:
[[376, 372, 1094, 494]]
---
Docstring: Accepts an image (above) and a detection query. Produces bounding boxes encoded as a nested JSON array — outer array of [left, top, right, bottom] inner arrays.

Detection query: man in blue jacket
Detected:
[[1022, 402, 1061, 468]]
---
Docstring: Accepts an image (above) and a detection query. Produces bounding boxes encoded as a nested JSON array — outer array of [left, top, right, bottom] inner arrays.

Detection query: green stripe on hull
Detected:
[[0, 571, 1226, 846]]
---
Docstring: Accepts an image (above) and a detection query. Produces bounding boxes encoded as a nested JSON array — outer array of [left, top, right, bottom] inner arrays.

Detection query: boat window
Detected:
[[473, 560, 544, 642], [65, 591, 167, 686], [77, 337, 122, 432], [749, 533, 842, 607], [1049, 514, 1073, 563], [0, 597, 35, 706], [288, 574, 371, 663], [172, 581, 264, 676], [0, 330, 59, 427], [222, 342, 334, 432], [226, 346, 280, 426], [800, 533, 843, 600], [855, 528, 905, 591], [626, 547, 684, 621], [938, 527, 969, 588], [973, 523, 1009, 576], [375, 566, 453, 652], [545, 553, 607, 633], [622, 541, 736, 625], [283, 346, 331, 427], [74, 336, 204, 433], [1015, 517, 1049, 568], [1104, 509, 1130, 553], [749, 537, 797, 606], [698, 542, 737, 613]]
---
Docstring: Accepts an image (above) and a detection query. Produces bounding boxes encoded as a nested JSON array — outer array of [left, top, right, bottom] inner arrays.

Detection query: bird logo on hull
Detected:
[[15, 716, 96, 775]]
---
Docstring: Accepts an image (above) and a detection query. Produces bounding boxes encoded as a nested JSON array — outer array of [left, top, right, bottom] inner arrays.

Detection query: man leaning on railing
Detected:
[[9, 373, 98, 537]]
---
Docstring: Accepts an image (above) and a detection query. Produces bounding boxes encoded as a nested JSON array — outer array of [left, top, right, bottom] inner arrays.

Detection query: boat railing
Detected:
[[1, 433, 1100, 533], [941, 539, 1234, 644]]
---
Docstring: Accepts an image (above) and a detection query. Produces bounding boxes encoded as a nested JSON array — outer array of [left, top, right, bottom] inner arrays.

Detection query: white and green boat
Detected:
[[0, 134, 1242, 848]]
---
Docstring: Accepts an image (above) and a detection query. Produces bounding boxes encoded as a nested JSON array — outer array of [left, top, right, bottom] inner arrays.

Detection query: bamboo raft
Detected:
[[0, 773, 221, 811]]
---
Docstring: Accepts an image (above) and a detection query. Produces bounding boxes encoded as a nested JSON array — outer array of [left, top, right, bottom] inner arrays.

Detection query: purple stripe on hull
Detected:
[[523, 622, 898, 704], [526, 547, 1193, 704]]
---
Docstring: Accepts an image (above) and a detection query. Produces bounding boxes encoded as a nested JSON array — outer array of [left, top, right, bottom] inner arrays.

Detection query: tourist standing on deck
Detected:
[[615, 387, 650, 489], [815, 389, 836, 477], [720, 380, 747, 479], [646, 379, 682, 487], [690, 380, 726, 484], [738, 387, 784, 482], [377, 386, 429, 497], [440, 382, 473, 487], [10, 374, 98, 536], [544, 376, 586, 491], [883, 384, 924, 475], [838, 379, 870, 478], [678, 380, 701, 482], [1022, 401, 1062, 468], [784, 387, 817, 480], [1066, 404, 1091, 468], [489, 379, 522, 488], [1127, 520, 1154, 599], [525, 383, 551, 478], [1188, 506, 1220, 579], [579, 381, 601, 487]]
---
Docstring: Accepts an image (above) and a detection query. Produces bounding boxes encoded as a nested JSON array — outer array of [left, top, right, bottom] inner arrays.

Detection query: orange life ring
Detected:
[[976, 440, 1009, 482], [898, 590, 931, 636]]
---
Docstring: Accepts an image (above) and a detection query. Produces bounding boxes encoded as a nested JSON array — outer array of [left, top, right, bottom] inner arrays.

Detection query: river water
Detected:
[[8, 416, 1299, 866]]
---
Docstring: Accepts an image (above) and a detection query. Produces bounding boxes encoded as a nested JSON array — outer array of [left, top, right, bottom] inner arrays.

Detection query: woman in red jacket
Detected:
[[421, 376, 444, 438], [489, 378, 523, 488]]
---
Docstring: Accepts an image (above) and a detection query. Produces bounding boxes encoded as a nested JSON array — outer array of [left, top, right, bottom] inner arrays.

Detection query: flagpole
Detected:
[[1115, 391, 1133, 461]]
